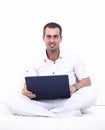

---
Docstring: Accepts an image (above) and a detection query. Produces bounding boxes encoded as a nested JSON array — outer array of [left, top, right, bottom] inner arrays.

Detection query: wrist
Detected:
[[74, 84, 80, 90]]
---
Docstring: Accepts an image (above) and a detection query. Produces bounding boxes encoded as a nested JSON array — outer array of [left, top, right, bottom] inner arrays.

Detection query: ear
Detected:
[[60, 36, 63, 42]]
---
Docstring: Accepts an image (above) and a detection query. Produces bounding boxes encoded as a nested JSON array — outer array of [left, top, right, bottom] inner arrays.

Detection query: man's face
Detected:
[[43, 27, 62, 52]]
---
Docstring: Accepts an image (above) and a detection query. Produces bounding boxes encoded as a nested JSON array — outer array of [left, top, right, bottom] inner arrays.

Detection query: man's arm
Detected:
[[70, 77, 91, 93]]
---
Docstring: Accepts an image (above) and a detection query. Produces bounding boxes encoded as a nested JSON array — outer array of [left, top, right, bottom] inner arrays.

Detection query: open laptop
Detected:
[[25, 75, 70, 100]]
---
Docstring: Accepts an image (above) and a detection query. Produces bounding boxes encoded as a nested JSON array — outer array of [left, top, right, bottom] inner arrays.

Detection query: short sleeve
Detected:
[[73, 57, 89, 80]]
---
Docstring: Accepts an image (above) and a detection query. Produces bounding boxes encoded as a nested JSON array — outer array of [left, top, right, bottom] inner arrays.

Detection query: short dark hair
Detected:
[[43, 22, 62, 37]]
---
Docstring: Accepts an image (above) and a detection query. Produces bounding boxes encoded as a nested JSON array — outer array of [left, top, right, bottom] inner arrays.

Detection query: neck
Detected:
[[46, 49, 60, 61]]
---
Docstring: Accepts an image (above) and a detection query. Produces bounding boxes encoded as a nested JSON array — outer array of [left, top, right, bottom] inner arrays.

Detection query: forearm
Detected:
[[77, 77, 91, 88], [70, 77, 91, 93]]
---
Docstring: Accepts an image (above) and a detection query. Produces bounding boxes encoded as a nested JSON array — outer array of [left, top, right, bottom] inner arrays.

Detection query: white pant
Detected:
[[5, 87, 97, 117]]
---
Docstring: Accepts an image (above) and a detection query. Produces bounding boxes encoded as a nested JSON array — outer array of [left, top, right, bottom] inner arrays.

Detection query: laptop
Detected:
[[25, 75, 70, 100]]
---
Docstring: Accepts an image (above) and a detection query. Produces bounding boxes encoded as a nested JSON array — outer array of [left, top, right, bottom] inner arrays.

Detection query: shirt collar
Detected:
[[43, 47, 63, 62]]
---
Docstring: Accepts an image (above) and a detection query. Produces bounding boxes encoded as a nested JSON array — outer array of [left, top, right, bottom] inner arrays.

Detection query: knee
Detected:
[[80, 86, 97, 105], [4, 94, 22, 109]]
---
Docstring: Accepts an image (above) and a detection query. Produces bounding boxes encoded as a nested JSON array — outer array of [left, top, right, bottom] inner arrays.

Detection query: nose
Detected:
[[50, 37, 55, 43]]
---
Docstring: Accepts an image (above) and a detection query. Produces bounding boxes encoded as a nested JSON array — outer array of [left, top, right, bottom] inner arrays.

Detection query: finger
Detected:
[[27, 93, 36, 99]]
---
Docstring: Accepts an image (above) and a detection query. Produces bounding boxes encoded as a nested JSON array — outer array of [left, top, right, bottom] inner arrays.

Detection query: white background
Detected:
[[0, 0, 105, 104]]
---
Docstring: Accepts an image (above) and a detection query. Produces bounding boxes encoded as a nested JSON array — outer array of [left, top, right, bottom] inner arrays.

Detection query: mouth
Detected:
[[49, 43, 56, 48]]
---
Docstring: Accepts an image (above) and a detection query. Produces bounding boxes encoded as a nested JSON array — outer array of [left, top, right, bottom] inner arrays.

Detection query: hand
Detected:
[[22, 83, 36, 99], [70, 85, 76, 93]]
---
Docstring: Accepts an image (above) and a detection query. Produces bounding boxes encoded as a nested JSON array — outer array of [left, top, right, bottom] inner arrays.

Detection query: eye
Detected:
[[46, 35, 59, 39], [53, 35, 59, 39], [46, 35, 51, 39]]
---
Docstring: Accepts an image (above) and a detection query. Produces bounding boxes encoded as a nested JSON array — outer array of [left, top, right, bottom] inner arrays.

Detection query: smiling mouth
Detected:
[[49, 43, 55, 48]]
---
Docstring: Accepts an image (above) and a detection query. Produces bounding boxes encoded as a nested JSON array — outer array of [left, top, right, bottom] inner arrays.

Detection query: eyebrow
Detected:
[[46, 35, 59, 38]]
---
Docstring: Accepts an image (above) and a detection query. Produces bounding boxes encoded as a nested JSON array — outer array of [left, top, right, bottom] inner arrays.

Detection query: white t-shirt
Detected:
[[25, 48, 89, 86]]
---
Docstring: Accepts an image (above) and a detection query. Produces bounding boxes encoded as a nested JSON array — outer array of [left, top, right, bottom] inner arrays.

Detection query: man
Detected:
[[5, 22, 97, 117]]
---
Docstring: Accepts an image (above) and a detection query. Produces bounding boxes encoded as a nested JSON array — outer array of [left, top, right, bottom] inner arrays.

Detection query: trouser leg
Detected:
[[5, 94, 55, 117], [5, 87, 97, 117], [50, 87, 97, 114]]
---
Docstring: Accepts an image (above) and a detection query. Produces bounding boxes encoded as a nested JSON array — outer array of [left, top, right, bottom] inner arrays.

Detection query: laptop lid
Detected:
[[25, 75, 70, 100]]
